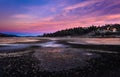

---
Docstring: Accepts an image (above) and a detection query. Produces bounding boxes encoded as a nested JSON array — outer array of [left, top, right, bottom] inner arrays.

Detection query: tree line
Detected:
[[42, 24, 120, 37]]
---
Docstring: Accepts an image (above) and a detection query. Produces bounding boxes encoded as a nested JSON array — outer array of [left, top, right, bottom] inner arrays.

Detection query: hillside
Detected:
[[42, 24, 120, 37], [0, 33, 17, 37]]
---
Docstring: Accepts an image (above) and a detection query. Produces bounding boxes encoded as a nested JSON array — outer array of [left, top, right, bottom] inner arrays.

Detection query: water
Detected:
[[0, 41, 67, 52], [0, 44, 30, 52], [0, 38, 120, 77], [39, 41, 67, 47]]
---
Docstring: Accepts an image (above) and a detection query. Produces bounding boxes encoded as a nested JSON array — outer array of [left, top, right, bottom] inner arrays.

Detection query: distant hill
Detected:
[[42, 24, 120, 37], [0, 33, 17, 37]]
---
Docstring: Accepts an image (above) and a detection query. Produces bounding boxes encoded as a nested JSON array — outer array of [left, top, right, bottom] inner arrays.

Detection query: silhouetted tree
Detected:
[[42, 24, 120, 37]]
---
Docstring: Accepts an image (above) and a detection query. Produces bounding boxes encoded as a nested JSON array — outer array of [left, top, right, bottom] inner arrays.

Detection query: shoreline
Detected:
[[59, 41, 120, 52], [0, 47, 120, 77], [0, 37, 120, 56], [0, 37, 120, 77]]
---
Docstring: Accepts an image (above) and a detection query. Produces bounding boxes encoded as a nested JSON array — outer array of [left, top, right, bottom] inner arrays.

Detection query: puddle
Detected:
[[39, 41, 67, 47], [0, 41, 68, 52]]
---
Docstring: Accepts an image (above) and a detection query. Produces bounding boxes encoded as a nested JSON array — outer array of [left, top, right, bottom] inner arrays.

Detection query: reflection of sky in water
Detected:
[[0, 44, 29, 52], [0, 41, 67, 52], [39, 41, 67, 47], [83, 52, 93, 56]]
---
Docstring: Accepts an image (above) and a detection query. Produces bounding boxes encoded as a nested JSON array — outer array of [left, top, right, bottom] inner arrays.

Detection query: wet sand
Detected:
[[33, 48, 99, 71], [0, 37, 120, 77], [0, 47, 120, 77]]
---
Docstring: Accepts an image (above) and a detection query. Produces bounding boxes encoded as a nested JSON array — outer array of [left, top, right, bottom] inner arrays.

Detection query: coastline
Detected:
[[0, 37, 120, 77]]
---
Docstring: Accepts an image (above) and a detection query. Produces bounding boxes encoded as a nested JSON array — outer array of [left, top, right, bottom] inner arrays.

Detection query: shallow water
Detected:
[[39, 41, 68, 47], [0, 41, 67, 52], [0, 38, 120, 77], [0, 44, 30, 52]]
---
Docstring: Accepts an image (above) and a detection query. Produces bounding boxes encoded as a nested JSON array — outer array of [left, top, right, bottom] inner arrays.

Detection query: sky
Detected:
[[0, 0, 120, 36]]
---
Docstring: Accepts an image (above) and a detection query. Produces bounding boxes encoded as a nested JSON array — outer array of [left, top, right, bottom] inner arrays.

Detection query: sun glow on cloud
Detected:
[[0, 0, 120, 36]]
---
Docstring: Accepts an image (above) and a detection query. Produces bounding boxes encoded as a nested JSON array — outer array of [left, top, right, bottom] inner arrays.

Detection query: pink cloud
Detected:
[[16, 14, 119, 33], [11, 14, 36, 19], [1, 0, 120, 34], [64, 0, 104, 11]]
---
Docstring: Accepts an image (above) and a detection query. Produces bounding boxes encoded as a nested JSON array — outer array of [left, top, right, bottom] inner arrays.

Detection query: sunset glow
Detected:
[[0, 0, 120, 36]]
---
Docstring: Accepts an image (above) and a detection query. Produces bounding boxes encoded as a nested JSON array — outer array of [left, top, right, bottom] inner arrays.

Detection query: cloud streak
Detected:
[[0, 0, 120, 35]]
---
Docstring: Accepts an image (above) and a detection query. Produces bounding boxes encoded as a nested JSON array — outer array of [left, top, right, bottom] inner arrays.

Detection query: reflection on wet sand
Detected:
[[0, 37, 120, 77]]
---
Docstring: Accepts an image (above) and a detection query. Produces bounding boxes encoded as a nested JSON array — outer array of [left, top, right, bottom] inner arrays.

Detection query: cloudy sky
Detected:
[[0, 0, 120, 36]]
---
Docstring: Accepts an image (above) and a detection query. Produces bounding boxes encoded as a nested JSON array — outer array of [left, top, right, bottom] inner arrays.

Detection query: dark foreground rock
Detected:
[[0, 47, 120, 77]]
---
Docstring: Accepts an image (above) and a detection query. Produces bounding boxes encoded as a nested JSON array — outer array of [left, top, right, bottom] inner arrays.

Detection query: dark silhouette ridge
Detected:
[[0, 33, 17, 37], [41, 24, 120, 37]]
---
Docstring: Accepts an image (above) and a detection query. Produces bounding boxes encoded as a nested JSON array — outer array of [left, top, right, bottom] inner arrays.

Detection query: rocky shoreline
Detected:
[[0, 38, 120, 77], [0, 46, 119, 77]]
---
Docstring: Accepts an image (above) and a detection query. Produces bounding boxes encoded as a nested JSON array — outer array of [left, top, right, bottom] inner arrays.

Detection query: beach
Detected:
[[0, 37, 120, 77]]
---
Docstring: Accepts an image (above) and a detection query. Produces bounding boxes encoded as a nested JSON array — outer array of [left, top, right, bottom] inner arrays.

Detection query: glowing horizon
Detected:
[[0, 0, 120, 36]]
